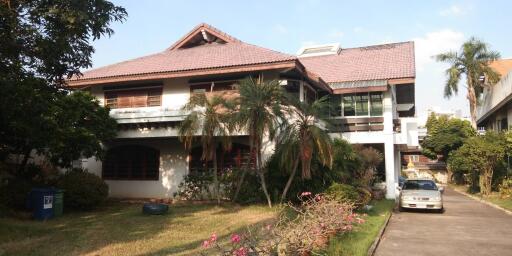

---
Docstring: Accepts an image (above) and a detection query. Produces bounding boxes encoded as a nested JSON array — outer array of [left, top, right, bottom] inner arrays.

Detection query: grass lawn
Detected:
[[450, 184, 512, 211], [0, 202, 278, 256], [323, 200, 395, 256]]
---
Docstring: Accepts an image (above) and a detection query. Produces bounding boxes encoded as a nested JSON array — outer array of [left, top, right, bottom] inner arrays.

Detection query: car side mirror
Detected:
[[439, 187, 445, 194]]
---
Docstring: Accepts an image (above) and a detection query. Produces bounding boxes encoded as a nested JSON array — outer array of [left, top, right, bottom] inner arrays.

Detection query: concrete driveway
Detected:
[[375, 188, 512, 256]]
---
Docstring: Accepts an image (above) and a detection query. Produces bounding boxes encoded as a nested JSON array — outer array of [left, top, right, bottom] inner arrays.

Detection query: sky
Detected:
[[89, 0, 512, 120]]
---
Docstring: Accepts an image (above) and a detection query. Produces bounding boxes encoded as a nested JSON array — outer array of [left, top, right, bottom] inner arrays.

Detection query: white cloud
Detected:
[[353, 26, 364, 33], [413, 29, 469, 117], [439, 4, 473, 17], [300, 41, 318, 47], [328, 29, 344, 40], [273, 24, 288, 34], [412, 29, 465, 71]]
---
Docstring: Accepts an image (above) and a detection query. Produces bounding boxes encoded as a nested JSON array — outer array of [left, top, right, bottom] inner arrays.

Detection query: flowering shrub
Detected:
[[199, 192, 363, 255], [274, 193, 363, 254], [199, 226, 276, 256]]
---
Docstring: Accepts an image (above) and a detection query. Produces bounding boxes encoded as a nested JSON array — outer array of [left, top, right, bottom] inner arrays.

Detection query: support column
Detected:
[[385, 141, 396, 199]]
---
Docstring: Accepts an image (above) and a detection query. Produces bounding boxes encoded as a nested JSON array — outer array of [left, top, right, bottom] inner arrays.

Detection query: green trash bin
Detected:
[[53, 189, 64, 217]]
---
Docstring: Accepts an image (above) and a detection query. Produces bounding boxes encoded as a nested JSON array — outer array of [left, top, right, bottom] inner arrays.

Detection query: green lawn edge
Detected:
[[323, 199, 394, 256], [450, 184, 512, 211]]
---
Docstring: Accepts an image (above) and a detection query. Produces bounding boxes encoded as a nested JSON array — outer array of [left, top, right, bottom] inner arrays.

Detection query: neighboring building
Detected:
[[477, 59, 512, 131], [67, 23, 418, 199]]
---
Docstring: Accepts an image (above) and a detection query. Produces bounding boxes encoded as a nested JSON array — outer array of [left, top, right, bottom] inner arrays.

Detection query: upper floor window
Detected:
[[105, 87, 162, 109], [331, 92, 383, 117]]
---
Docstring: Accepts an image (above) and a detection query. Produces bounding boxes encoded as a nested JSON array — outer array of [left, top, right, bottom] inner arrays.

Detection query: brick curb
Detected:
[[451, 188, 512, 216], [367, 211, 392, 256]]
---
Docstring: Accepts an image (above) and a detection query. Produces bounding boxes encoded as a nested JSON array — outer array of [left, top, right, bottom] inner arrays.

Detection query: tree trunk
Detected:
[[467, 77, 478, 129], [479, 167, 493, 195], [256, 142, 272, 208], [280, 156, 300, 203], [231, 142, 253, 202], [213, 147, 220, 205]]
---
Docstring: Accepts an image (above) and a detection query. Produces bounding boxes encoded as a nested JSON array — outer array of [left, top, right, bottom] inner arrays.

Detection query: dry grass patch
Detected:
[[0, 202, 278, 256]]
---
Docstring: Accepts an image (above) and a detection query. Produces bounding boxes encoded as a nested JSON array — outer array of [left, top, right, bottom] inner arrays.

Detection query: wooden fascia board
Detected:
[[388, 77, 415, 85], [332, 85, 388, 94], [66, 61, 297, 88]]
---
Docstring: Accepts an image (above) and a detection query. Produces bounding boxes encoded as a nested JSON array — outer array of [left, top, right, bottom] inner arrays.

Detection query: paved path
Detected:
[[375, 188, 512, 256]]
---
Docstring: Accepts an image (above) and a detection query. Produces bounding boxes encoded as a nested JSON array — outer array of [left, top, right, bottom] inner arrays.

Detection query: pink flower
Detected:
[[202, 240, 210, 248], [265, 224, 272, 230], [234, 247, 248, 256], [210, 233, 217, 242], [356, 218, 365, 224], [231, 234, 241, 243], [301, 191, 312, 196]]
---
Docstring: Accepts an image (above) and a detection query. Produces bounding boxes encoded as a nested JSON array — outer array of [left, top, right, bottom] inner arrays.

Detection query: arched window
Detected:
[[103, 145, 160, 180]]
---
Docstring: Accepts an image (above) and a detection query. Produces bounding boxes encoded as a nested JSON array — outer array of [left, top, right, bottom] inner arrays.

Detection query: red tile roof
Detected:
[[72, 24, 415, 87], [299, 42, 415, 83], [76, 24, 296, 81], [489, 58, 512, 77]]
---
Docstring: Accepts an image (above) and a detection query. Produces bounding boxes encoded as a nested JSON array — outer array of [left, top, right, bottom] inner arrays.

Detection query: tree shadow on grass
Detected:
[[0, 202, 244, 255], [133, 218, 276, 256]]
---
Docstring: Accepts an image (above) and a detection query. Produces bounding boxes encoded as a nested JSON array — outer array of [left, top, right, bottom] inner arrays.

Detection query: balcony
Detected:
[[110, 107, 189, 124], [329, 117, 384, 132]]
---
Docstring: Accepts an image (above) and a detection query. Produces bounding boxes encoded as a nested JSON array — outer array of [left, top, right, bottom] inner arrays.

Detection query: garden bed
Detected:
[[324, 200, 395, 256]]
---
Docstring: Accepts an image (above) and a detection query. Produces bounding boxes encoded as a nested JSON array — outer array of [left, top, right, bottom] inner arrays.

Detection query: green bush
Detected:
[[325, 183, 360, 206], [57, 168, 108, 210]]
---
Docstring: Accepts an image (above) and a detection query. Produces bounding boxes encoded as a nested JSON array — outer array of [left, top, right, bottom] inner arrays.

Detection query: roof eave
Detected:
[[66, 60, 298, 88]]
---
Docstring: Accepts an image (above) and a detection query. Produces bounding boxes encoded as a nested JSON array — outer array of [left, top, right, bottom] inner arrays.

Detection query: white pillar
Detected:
[[384, 142, 396, 199], [383, 89, 397, 199]]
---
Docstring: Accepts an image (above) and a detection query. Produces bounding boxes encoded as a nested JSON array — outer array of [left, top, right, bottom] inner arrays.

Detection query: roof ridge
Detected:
[[297, 41, 414, 59], [166, 23, 242, 51]]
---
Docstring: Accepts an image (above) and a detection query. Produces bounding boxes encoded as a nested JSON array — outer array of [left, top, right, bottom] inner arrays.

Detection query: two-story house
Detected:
[[68, 23, 418, 200]]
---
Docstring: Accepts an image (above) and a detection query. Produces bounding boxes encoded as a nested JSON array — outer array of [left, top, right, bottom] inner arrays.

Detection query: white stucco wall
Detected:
[[82, 139, 188, 198]]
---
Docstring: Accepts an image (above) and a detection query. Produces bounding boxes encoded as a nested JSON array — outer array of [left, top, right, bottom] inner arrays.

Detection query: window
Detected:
[[500, 118, 508, 131], [342, 95, 355, 116], [189, 143, 253, 173], [333, 92, 383, 117], [103, 145, 160, 180], [370, 92, 383, 116], [105, 88, 162, 109], [354, 94, 369, 116]]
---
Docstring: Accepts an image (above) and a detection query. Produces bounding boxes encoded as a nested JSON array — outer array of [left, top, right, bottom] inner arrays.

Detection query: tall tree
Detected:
[[421, 113, 475, 162], [0, 0, 126, 170], [229, 78, 286, 207], [278, 95, 333, 202], [448, 132, 507, 195], [179, 93, 231, 204], [436, 37, 501, 128]]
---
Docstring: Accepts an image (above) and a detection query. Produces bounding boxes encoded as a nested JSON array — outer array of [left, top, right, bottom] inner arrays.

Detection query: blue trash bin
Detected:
[[30, 188, 55, 220]]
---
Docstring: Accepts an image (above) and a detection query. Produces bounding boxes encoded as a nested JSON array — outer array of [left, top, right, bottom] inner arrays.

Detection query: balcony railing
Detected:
[[329, 117, 384, 132], [110, 107, 189, 124]]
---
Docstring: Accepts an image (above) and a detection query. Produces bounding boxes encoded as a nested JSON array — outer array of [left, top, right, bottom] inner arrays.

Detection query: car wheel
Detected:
[[398, 205, 405, 212], [436, 207, 444, 214]]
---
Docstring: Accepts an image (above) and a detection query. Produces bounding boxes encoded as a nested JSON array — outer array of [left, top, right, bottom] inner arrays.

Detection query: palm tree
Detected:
[[436, 37, 501, 128], [179, 92, 231, 205], [278, 95, 333, 203], [229, 78, 286, 207]]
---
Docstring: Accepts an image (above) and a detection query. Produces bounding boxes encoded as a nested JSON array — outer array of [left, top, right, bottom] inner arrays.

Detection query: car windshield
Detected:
[[403, 180, 438, 190]]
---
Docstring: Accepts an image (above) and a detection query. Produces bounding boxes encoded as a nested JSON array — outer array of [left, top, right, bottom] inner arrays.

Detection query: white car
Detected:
[[399, 179, 444, 213]]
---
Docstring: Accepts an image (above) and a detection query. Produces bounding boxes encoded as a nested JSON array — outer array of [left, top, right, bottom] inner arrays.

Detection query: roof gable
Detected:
[[167, 23, 241, 51]]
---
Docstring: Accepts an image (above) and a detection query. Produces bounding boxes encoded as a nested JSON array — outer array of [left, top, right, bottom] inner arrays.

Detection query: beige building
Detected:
[[68, 23, 418, 199], [477, 59, 512, 131]]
